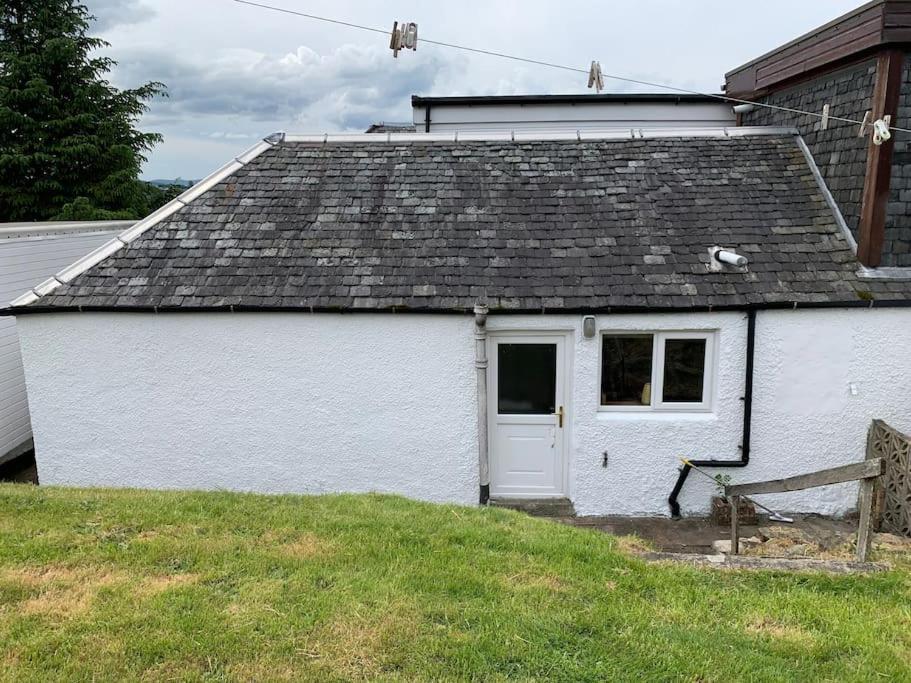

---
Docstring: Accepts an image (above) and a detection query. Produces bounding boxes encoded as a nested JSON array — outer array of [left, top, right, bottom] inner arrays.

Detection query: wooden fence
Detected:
[[867, 419, 911, 537], [725, 459, 885, 562]]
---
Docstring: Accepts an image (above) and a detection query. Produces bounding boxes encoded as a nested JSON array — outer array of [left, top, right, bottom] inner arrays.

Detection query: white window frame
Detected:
[[598, 330, 716, 413]]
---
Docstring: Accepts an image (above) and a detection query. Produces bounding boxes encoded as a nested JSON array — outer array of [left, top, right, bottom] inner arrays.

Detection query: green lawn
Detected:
[[0, 485, 909, 682]]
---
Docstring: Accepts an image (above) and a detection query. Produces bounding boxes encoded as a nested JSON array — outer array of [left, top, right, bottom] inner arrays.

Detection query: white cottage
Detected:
[[6, 128, 911, 517]]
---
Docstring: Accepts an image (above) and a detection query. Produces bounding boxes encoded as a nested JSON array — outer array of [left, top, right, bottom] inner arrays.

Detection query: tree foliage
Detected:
[[0, 0, 166, 221]]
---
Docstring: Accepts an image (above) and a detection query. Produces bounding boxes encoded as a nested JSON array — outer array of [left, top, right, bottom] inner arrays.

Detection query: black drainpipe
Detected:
[[668, 308, 755, 518], [424, 104, 432, 133]]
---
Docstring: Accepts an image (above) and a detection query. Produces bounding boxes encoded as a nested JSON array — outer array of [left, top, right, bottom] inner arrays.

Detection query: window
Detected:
[[600, 335, 654, 406], [497, 343, 556, 414], [600, 331, 714, 411]]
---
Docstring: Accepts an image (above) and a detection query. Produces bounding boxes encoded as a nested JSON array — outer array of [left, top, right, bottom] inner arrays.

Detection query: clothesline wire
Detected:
[[231, 0, 911, 136]]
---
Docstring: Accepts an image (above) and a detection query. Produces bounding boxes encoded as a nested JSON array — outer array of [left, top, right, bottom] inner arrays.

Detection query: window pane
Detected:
[[497, 343, 556, 414], [662, 338, 707, 403], [601, 335, 653, 406]]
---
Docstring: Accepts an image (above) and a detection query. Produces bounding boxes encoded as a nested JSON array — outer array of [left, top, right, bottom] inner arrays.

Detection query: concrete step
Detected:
[[489, 497, 576, 518]]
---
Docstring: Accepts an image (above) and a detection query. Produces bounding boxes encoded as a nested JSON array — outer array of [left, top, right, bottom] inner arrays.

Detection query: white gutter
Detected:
[[0, 220, 136, 240], [857, 266, 911, 280], [10, 133, 284, 308]]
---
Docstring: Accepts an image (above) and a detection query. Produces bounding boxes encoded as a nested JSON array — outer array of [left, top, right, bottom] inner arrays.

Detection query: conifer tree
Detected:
[[0, 1, 165, 221]]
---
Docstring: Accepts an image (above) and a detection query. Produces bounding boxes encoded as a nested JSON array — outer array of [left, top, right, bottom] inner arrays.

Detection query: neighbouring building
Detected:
[[6, 128, 911, 517], [726, 0, 911, 268], [0, 221, 132, 464], [410, 94, 736, 133]]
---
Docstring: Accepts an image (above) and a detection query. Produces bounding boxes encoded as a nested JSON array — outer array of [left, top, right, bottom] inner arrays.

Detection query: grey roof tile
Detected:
[[32, 135, 910, 311]]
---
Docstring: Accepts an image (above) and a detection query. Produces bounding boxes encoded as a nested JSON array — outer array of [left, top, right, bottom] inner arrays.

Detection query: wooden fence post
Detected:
[[857, 478, 875, 562], [730, 495, 740, 555]]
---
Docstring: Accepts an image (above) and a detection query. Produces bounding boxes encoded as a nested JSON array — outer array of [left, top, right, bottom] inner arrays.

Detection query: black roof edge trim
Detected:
[[4, 299, 910, 317], [410, 93, 726, 107]]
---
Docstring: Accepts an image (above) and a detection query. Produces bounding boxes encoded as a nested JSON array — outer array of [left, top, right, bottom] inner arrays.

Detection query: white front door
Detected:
[[489, 334, 568, 498]]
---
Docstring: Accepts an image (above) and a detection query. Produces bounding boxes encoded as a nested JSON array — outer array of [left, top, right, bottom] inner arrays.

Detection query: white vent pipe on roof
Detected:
[[715, 249, 748, 267], [733, 103, 756, 114]]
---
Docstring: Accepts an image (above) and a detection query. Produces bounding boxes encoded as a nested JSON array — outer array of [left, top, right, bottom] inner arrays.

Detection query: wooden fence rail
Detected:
[[725, 458, 885, 562]]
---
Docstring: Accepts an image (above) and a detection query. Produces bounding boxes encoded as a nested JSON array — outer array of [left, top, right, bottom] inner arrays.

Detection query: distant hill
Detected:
[[146, 178, 195, 188]]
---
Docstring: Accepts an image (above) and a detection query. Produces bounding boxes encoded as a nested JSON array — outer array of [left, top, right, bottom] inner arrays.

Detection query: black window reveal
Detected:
[[600, 335, 653, 406], [662, 338, 707, 403], [497, 343, 557, 414]]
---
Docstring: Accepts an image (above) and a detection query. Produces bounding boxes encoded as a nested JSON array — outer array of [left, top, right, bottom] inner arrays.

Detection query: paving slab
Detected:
[[640, 551, 888, 574], [565, 514, 857, 554]]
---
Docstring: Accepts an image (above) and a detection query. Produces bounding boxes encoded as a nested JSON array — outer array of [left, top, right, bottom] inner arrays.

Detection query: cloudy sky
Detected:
[[84, 0, 862, 180]]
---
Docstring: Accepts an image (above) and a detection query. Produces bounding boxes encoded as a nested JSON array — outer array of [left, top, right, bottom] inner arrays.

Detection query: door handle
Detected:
[[555, 405, 564, 428]]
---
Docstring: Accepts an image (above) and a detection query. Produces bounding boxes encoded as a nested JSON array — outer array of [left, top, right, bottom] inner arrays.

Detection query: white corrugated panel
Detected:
[[0, 229, 120, 461]]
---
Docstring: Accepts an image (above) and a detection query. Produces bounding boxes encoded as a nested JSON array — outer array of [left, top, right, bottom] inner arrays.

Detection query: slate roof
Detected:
[[24, 132, 911, 312], [364, 122, 417, 133]]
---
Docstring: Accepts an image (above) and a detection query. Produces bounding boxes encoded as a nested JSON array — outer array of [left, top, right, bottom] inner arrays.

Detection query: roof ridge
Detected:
[[281, 126, 797, 144]]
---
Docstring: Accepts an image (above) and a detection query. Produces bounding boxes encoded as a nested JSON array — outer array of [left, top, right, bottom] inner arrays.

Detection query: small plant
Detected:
[[713, 473, 732, 498]]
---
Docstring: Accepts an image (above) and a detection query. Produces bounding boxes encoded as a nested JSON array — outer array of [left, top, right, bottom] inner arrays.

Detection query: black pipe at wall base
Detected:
[[668, 308, 756, 518], [479, 484, 490, 505]]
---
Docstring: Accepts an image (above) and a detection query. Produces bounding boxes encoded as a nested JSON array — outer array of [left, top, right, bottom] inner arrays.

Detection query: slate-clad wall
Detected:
[[886, 54, 911, 266], [18, 309, 911, 516], [740, 61, 876, 247]]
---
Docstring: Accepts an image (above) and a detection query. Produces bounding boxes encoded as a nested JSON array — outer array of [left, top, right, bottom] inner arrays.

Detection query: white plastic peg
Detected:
[[873, 118, 891, 146]]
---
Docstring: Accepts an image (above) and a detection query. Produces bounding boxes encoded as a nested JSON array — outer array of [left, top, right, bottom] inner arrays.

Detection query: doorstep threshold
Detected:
[[488, 497, 575, 518]]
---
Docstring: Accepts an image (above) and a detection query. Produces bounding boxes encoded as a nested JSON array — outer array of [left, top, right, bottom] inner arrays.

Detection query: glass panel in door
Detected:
[[496, 343, 557, 415]]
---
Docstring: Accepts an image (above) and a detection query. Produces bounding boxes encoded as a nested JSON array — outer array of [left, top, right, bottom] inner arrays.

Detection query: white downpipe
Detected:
[[474, 303, 490, 502]]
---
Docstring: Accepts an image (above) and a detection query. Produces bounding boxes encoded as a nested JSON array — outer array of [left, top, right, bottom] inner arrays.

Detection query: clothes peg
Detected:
[[821, 103, 830, 131], [390, 21, 417, 57], [402, 22, 418, 51], [873, 117, 892, 146], [588, 61, 604, 93], [858, 111, 871, 137], [390, 21, 402, 57]]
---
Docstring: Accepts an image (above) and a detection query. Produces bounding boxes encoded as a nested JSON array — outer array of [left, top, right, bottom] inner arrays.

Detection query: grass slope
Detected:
[[0, 485, 909, 682]]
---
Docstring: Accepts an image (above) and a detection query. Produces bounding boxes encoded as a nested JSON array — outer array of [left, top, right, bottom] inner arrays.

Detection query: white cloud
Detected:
[[116, 42, 461, 177], [118, 43, 457, 126], [84, 0, 864, 178], [85, 0, 155, 32]]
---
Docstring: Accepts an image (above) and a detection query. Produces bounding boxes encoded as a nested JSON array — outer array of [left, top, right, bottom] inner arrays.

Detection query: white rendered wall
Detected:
[[488, 309, 911, 517], [18, 309, 911, 516], [487, 312, 746, 516], [18, 313, 478, 504], [749, 308, 911, 516]]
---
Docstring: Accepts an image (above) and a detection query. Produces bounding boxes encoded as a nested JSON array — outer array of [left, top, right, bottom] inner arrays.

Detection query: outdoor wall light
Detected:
[[582, 315, 596, 339]]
